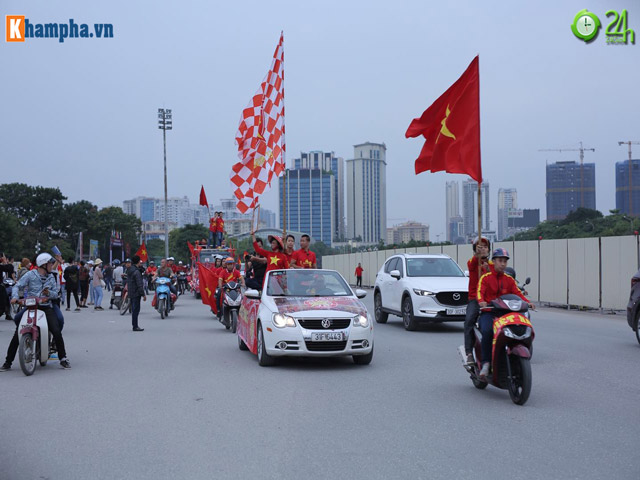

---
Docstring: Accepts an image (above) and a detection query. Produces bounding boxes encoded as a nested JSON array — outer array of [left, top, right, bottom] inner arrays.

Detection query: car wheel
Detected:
[[635, 311, 640, 345], [238, 334, 248, 351], [374, 292, 388, 324], [257, 322, 276, 367], [402, 296, 418, 331], [353, 343, 373, 365]]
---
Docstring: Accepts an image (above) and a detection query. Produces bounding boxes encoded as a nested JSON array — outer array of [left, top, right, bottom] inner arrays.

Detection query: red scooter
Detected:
[[459, 294, 535, 405], [17, 297, 51, 376]]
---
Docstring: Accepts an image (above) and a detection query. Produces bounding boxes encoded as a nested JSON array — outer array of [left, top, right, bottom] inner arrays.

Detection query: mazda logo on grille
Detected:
[[321, 318, 332, 329], [453, 293, 461, 301]]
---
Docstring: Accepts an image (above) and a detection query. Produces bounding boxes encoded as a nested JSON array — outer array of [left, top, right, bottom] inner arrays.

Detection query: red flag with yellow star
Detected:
[[135, 242, 148, 262], [405, 56, 481, 183], [198, 264, 217, 307]]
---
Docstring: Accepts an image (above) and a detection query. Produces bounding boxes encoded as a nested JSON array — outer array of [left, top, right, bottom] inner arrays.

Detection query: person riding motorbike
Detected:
[[215, 257, 245, 318], [464, 236, 494, 365], [0, 253, 71, 371], [476, 248, 534, 380], [153, 258, 177, 309]]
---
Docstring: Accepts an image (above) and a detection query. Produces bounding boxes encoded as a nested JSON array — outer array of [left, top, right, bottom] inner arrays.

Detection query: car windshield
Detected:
[[406, 258, 464, 277], [266, 270, 351, 297], [199, 250, 232, 264]]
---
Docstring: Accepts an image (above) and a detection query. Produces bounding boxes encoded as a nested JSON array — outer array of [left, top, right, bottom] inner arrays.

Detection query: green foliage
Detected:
[[510, 208, 640, 241], [146, 239, 165, 262], [168, 224, 209, 263]]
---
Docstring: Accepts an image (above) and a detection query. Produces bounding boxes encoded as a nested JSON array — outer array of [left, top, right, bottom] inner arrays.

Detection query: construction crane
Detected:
[[539, 141, 595, 209], [618, 141, 640, 216]]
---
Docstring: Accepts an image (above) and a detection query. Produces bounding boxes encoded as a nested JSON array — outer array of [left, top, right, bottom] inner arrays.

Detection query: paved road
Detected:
[[0, 289, 638, 480]]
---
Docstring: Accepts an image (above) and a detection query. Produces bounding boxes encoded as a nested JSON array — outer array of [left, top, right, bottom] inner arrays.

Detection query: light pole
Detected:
[[158, 108, 172, 259]]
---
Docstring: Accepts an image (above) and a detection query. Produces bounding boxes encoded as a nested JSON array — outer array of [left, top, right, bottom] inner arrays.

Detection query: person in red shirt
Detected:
[[209, 213, 218, 248], [463, 237, 494, 365], [252, 232, 289, 286], [354, 263, 364, 287], [284, 234, 295, 266], [290, 234, 317, 269], [215, 212, 225, 248], [215, 257, 245, 317], [476, 248, 534, 380]]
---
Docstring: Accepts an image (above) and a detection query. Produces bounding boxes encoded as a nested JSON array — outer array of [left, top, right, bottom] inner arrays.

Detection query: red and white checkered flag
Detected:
[[231, 33, 286, 213]]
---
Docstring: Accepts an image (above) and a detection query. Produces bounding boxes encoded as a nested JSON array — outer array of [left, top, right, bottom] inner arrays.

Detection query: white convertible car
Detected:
[[237, 269, 374, 366]]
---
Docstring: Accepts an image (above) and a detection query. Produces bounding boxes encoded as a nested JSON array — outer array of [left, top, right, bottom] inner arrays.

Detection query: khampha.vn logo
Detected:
[[6, 16, 114, 43]]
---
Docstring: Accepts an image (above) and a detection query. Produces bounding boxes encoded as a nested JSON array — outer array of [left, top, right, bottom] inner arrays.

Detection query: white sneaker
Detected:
[[479, 362, 490, 380]]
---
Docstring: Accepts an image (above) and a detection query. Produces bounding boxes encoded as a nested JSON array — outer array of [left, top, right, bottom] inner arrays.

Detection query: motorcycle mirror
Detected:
[[525, 277, 531, 285]]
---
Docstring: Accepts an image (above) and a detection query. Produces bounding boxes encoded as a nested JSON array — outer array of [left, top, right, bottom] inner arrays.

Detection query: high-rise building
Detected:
[[155, 196, 191, 226], [462, 179, 490, 239], [346, 142, 387, 244], [123, 197, 157, 222], [497, 188, 518, 241], [279, 168, 334, 246], [386, 221, 429, 245], [507, 209, 540, 236], [445, 181, 459, 241], [292, 151, 345, 241], [448, 215, 465, 244], [615, 159, 640, 217], [546, 161, 596, 220]]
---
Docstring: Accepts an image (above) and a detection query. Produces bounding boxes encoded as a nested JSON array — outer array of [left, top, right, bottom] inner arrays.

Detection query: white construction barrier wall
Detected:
[[323, 235, 640, 310]]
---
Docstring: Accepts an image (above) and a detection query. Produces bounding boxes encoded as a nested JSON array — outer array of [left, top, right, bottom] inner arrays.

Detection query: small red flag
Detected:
[[187, 241, 195, 257], [405, 56, 481, 183], [135, 242, 148, 262], [199, 185, 209, 208]]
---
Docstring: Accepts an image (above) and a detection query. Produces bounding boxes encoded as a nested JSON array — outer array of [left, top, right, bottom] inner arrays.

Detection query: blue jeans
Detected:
[[478, 312, 496, 364], [209, 231, 215, 247], [94, 286, 103, 308], [216, 231, 223, 247], [104, 277, 113, 291]]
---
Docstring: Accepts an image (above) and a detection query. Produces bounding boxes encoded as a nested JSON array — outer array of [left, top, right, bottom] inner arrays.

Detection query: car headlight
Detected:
[[353, 314, 370, 328], [413, 289, 435, 296], [272, 313, 296, 328]]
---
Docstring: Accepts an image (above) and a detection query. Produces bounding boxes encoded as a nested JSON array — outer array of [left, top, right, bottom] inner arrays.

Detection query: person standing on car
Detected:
[[284, 234, 295, 266], [290, 234, 317, 269], [216, 212, 225, 248], [127, 255, 146, 332], [246, 238, 267, 290], [355, 263, 363, 287], [463, 237, 494, 366], [209, 212, 218, 248], [252, 232, 289, 286], [476, 248, 534, 380]]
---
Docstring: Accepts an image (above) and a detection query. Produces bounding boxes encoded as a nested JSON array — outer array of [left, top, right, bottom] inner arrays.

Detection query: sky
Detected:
[[2, 0, 639, 238]]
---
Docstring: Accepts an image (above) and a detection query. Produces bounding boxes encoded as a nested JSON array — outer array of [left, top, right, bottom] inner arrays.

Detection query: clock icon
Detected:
[[571, 9, 601, 42]]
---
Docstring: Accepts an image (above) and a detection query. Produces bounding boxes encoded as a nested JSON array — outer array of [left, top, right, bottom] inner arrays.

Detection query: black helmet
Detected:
[[504, 267, 516, 280]]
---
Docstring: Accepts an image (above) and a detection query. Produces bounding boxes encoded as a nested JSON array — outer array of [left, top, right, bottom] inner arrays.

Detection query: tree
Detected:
[[169, 224, 209, 263], [146, 239, 165, 261], [0, 183, 66, 232]]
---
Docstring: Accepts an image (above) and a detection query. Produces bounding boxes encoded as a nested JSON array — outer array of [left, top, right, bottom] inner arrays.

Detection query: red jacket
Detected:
[[477, 271, 530, 304], [467, 256, 494, 301], [253, 241, 289, 275]]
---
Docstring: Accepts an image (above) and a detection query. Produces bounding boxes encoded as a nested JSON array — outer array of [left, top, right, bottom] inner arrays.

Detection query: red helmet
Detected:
[[472, 236, 491, 253]]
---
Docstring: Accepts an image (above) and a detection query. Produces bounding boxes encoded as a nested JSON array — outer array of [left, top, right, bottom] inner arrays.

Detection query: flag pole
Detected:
[[282, 168, 288, 237]]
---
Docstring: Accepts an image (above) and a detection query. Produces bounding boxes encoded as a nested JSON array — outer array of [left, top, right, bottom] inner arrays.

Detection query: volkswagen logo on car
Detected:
[[321, 318, 332, 329]]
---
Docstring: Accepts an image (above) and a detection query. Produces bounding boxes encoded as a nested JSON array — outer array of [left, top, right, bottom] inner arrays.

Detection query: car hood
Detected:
[[272, 296, 367, 317], [408, 276, 468, 292]]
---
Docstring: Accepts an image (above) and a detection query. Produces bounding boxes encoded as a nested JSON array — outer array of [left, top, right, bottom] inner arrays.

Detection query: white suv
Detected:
[[373, 254, 469, 330]]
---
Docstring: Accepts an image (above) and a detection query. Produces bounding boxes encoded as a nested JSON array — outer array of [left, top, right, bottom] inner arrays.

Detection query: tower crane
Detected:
[[618, 141, 639, 216], [539, 141, 595, 209]]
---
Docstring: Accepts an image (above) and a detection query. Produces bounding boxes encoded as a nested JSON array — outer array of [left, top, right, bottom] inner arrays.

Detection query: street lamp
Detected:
[[158, 108, 172, 259]]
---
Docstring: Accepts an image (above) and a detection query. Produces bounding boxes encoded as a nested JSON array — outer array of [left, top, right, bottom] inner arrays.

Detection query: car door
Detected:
[[378, 257, 397, 311], [388, 257, 405, 312]]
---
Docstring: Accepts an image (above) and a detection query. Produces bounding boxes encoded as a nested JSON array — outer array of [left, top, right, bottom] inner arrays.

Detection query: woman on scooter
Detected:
[[476, 248, 534, 380]]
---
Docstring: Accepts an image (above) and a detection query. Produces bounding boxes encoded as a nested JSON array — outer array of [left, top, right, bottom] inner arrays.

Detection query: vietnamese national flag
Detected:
[[135, 242, 148, 262], [187, 241, 195, 257], [198, 264, 216, 307], [405, 56, 481, 183], [199, 185, 209, 208]]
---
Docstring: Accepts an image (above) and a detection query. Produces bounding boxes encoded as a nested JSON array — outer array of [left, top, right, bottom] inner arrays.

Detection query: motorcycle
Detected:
[[3, 277, 19, 317], [458, 294, 535, 405], [177, 271, 189, 295], [152, 277, 176, 319], [16, 297, 51, 376], [220, 281, 243, 333], [110, 281, 124, 310]]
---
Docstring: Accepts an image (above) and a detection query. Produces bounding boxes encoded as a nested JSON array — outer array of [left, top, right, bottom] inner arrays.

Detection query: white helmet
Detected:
[[36, 253, 54, 267]]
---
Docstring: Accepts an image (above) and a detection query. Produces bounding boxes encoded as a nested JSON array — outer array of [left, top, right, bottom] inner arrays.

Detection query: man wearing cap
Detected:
[[476, 248, 533, 380], [290, 234, 317, 269], [251, 232, 289, 287], [215, 257, 245, 318]]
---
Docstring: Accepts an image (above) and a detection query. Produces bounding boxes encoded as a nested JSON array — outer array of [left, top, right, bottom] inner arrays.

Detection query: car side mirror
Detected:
[[525, 277, 531, 285], [390, 270, 401, 280], [355, 289, 367, 299], [245, 289, 261, 300], [464, 270, 469, 277]]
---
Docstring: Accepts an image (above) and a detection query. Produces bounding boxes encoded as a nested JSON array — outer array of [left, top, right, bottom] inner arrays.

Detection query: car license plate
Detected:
[[446, 307, 466, 315], [311, 332, 345, 342], [114, 291, 121, 297]]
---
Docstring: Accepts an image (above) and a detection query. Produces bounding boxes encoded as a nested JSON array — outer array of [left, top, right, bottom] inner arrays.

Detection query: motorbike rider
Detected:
[[153, 258, 177, 308], [476, 248, 534, 380], [463, 236, 494, 365], [215, 257, 245, 318], [0, 253, 71, 371]]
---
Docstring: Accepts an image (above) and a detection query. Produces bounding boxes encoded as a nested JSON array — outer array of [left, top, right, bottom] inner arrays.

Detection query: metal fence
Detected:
[[322, 235, 640, 310]]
